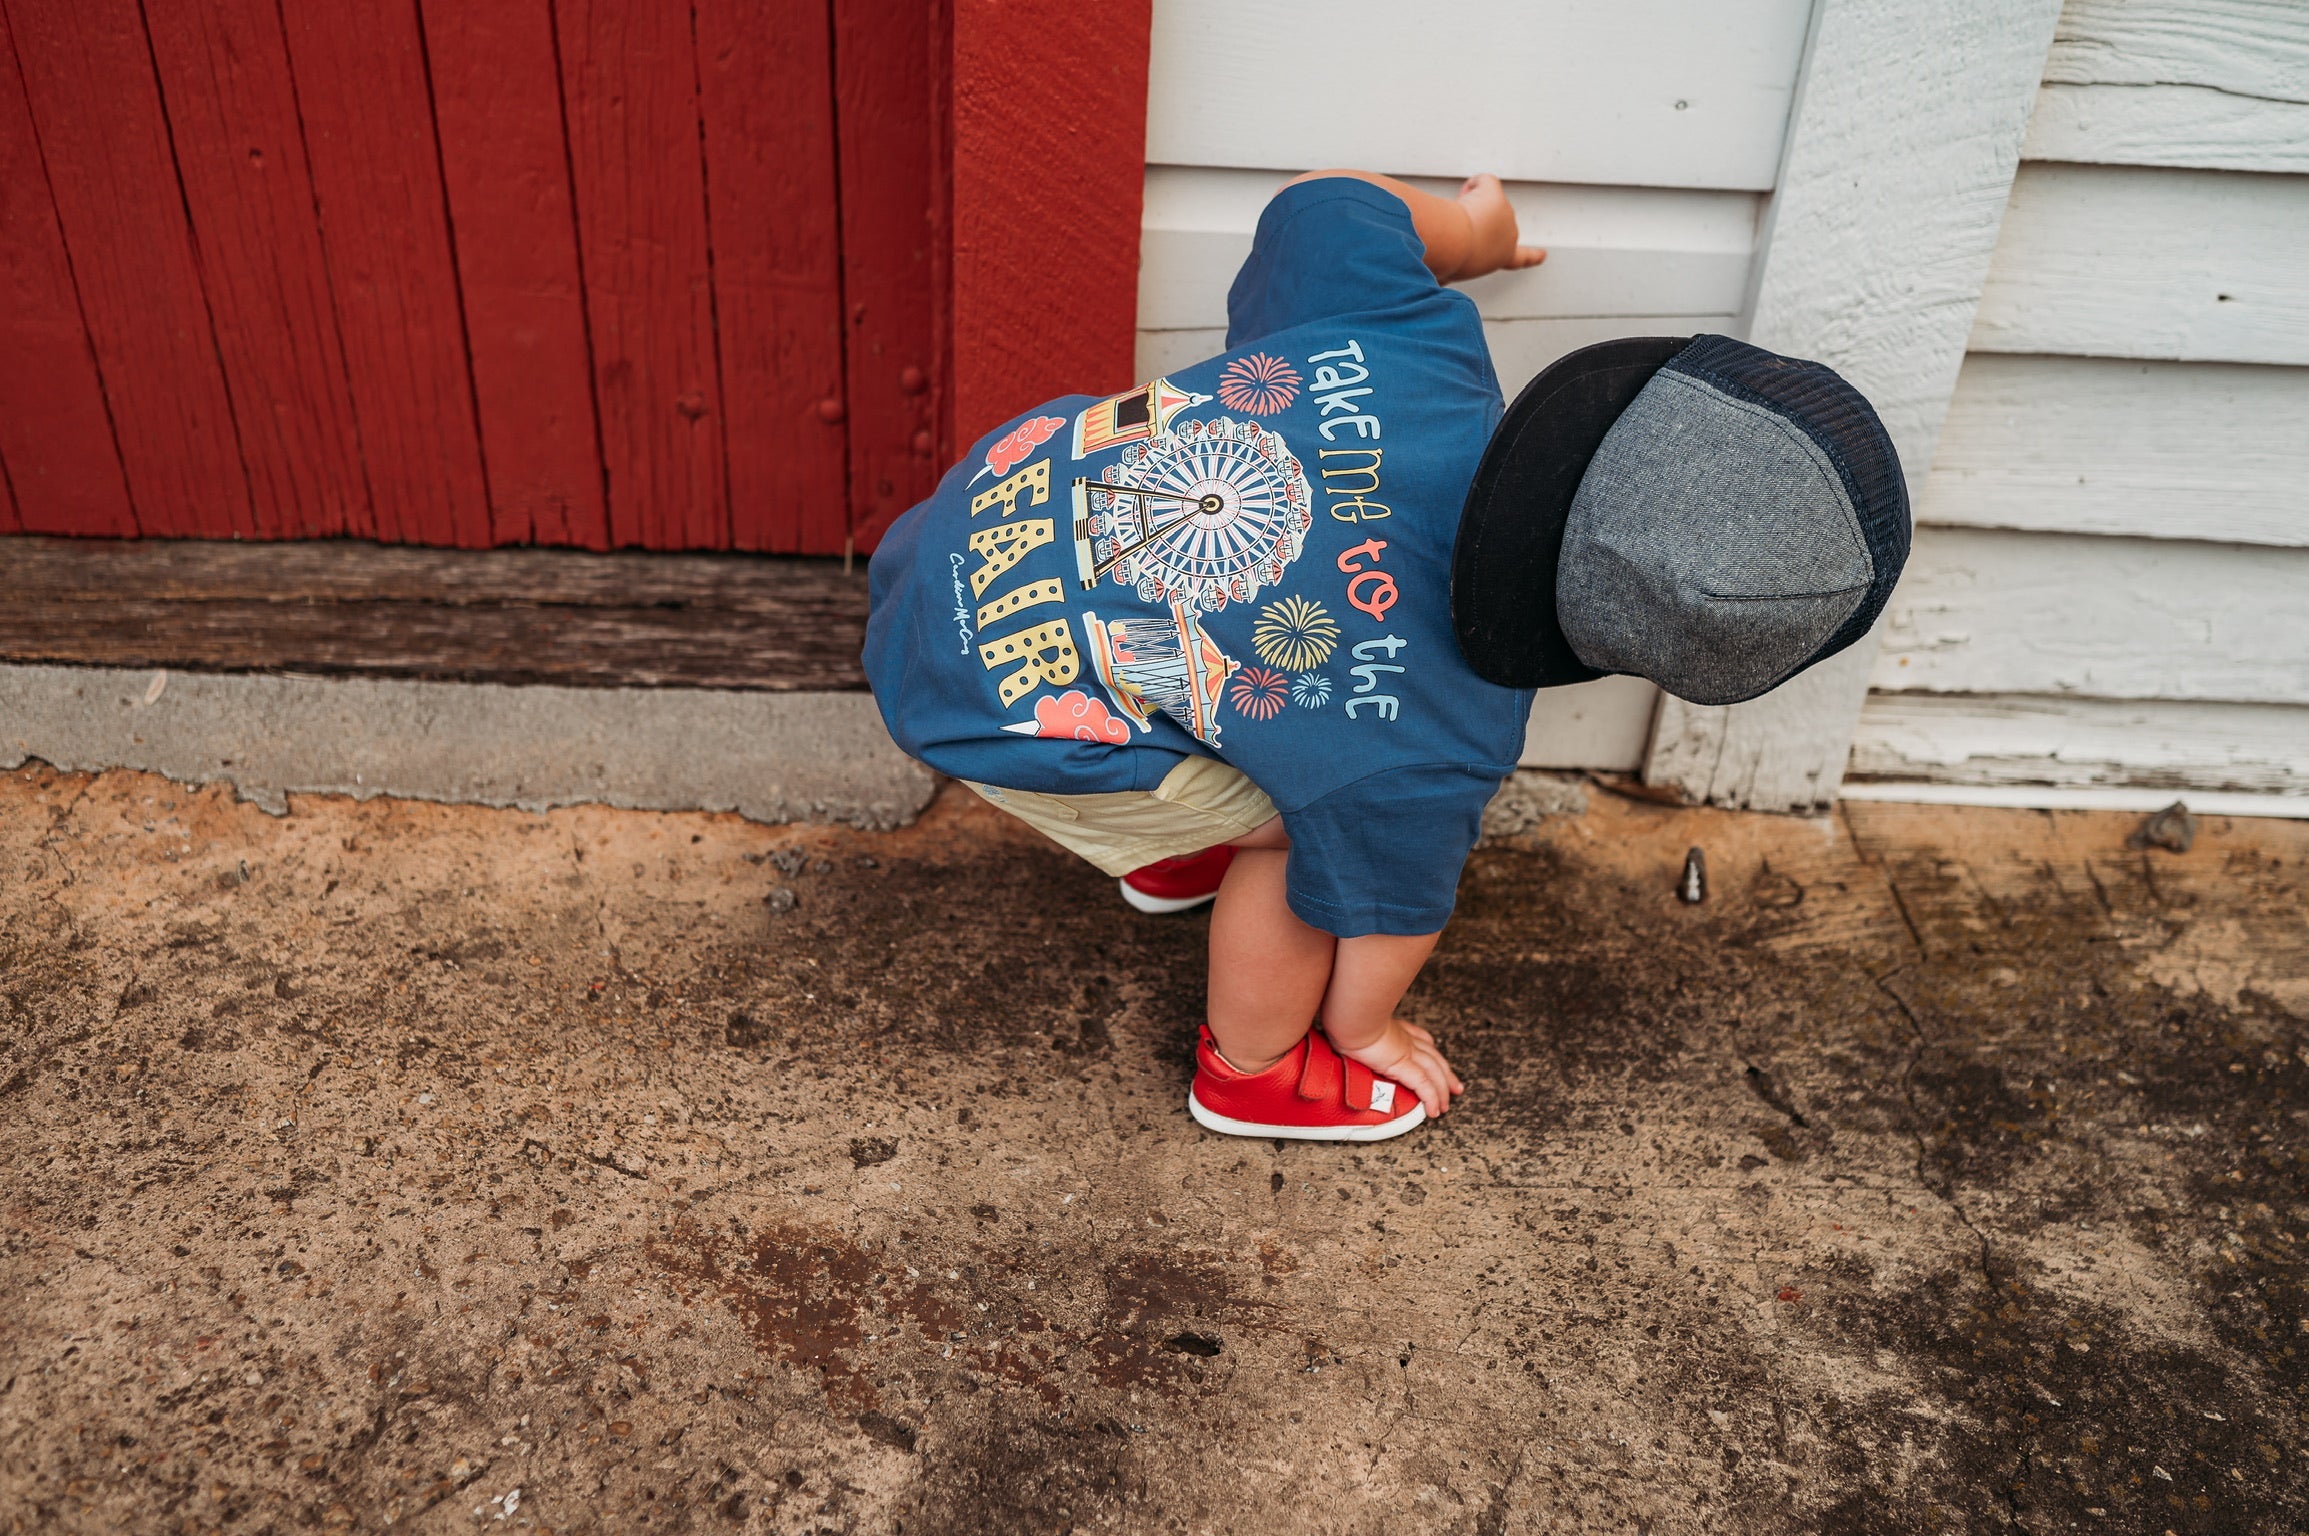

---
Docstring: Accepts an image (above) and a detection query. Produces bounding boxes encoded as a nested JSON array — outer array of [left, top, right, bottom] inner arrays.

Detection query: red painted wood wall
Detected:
[[0, 0, 1148, 556]]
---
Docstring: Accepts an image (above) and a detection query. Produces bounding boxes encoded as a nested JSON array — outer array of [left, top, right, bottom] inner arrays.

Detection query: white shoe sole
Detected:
[[1186, 1088, 1427, 1143], [1119, 878, 1218, 915]]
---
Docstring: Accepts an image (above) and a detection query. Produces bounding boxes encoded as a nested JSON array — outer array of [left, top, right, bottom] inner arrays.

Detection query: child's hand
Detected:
[[1450, 174, 1546, 282], [1335, 1018, 1465, 1118]]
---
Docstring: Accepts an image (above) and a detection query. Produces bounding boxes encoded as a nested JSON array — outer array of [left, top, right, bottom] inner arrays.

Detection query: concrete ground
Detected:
[[3, 766, 2305, 1536]]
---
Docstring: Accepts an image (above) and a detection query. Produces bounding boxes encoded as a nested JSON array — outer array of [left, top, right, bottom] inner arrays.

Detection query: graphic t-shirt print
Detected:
[[952, 338, 1415, 753]]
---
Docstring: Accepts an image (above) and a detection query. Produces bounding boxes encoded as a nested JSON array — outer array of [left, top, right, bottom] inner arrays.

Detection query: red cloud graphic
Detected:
[[985, 415, 1065, 478], [1034, 689, 1130, 745]]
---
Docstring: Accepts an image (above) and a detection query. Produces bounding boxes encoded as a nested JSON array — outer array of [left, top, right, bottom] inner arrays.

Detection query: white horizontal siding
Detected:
[[1145, 0, 1811, 191], [1920, 353, 2309, 548], [2042, 0, 2309, 100], [1864, 2, 2309, 811], [2025, 0, 2309, 173], [1138, 168, 1756, 333], [1135, 166, 1755, 406], [2023, 84, 2309, 174], [1874, 527, 2309, 706], [1970, 162, 2309, 364], [1851, 692, 2308, 796]]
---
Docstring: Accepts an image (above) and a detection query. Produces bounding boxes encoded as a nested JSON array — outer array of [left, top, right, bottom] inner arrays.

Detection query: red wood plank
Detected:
[[834, 0, 943, 550], [556, 0, 727, 550], [419, 0, 608, 550], [142, 0, 370, 539], [0, 12, 135, 537], [695, 0, 849, 555], [950, 0, 1148, 445], [5, 0, 252, 538], [280, 3, 489, 548]]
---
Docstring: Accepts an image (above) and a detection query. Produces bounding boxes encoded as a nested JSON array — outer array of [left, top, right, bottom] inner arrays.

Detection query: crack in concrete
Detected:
[[1873, 966, 1998, 1284], [2005, 1445, 2040, 1535], [1876, 960, 2053, 1535]]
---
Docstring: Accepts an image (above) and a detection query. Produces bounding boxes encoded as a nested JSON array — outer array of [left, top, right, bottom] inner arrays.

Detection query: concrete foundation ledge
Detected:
[[0, 663, 936, 829]]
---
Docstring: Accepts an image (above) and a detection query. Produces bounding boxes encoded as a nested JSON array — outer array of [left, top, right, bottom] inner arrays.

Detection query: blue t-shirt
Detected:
[[864, 179, 1533, 936]]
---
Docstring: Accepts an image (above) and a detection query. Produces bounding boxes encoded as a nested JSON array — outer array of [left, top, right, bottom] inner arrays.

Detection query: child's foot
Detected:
[[1186, 1025, 1426, 1142], [1119, 846, 1235, 914]]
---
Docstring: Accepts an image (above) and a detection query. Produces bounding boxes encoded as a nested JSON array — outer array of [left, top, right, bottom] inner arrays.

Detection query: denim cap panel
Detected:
[[1555, 367, 1874, 706]]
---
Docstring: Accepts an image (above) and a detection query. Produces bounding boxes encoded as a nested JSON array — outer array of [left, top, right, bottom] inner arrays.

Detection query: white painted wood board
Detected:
[[1134, 328, 1228, 384], [1920, 353, 2309, 548], [1970, 162, 2309, 365], [1874, 527, 2309, 705], [1521, 676, 1662, 772], [1643, 0, 2065, 812], [2023, 82, 2309, 174], [1137, 168, 1757, 333], [1647, 640, 1884, 814], [2044, 0, 2309, 103], [1481, 317, 1735, 402], [1849, 690, 2309, 796], [1137, 316, 1739, 412], [1145, 0, 1812, 192]]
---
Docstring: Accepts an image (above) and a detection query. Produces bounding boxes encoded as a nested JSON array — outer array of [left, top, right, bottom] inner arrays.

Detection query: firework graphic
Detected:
[[1251, 594, 1341, 671], [1291, 671, 1331, 709], [1216, 352, 1301, 416], [1229, 666, 1289, 721]]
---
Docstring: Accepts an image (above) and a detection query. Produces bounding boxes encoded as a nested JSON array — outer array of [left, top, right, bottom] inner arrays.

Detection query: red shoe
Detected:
[[1119, 845, 1235, 914], [1186, 1025, 1426, 1142]]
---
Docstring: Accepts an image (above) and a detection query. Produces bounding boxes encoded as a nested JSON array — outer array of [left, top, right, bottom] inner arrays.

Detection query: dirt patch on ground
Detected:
[[2, 765, 2305, 1533]]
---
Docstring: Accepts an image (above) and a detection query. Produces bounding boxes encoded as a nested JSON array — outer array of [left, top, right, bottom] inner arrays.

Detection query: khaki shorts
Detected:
[[964, 757, 1277, 876]]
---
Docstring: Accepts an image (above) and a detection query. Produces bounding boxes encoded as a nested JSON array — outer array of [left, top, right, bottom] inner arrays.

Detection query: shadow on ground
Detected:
[[2, 766, 2304, 1534]]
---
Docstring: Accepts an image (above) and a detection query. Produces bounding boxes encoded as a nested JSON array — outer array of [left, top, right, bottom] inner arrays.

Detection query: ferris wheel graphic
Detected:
[[1070, 417, 1313, 612]]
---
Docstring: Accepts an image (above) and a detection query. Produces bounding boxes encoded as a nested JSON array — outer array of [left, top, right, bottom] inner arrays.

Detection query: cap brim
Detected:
[[1452, 336, 1689, 688]]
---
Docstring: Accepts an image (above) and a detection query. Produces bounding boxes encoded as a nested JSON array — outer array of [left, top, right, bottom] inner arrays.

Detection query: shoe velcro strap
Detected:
[[1295, 1033, 1343, 1103], [1295, 1034, 1378, 1110]]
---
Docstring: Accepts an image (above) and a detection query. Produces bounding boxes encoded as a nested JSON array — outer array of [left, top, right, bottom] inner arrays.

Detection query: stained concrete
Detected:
[[2, 764, 2305, 1535], [0, 665, 935, 829]]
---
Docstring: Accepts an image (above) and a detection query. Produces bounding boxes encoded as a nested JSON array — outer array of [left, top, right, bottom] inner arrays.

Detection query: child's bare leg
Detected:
[[1204, 845, 1334, 1074], [1202, 817, 1466, 1116]]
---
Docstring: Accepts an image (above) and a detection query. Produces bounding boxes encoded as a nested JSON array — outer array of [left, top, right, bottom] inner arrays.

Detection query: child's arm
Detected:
[[1321, 933, 1464, 1117], [1285, 169, 1546, 284], [1205, 841, 1465, 1118]]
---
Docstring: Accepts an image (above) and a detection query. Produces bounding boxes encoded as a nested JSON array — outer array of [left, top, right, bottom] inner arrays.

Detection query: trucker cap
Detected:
[[1450, 333, 1910, 705]]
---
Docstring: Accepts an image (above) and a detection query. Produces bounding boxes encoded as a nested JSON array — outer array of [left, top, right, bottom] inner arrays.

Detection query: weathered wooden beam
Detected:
[[0, 538, 869, 692], [1641, 0, 2065, 812], [1850, 691, 2309, 798]]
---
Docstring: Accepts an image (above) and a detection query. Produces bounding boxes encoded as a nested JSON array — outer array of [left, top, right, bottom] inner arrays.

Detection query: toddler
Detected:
[[865, 169, 1908, 1140]]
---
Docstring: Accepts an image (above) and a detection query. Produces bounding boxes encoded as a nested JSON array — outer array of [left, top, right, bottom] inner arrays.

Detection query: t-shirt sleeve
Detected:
[[1279, 763, 1505, 937], [1225, 178, 1440, 349]]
